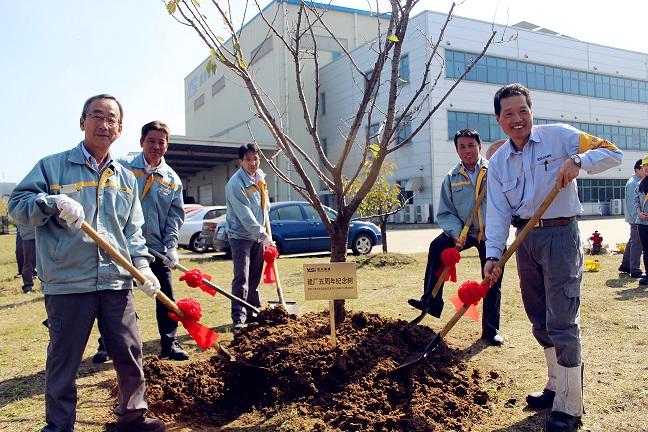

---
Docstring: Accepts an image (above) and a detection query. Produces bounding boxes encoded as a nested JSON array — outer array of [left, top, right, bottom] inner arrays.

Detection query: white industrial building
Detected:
[[172, 0, 647, 220]]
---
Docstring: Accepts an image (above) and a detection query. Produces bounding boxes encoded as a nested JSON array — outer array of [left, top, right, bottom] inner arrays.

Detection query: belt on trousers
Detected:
[[514, 216, 577, 229]]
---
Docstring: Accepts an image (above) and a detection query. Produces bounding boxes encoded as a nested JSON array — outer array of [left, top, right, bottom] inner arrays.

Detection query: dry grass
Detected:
[[0, 233, 647, 431]]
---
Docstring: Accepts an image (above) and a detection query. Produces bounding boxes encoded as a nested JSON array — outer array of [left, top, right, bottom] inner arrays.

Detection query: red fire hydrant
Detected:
[[590, 230, 603, 255]]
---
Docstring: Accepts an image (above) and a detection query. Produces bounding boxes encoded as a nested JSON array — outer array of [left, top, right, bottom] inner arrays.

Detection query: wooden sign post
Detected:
[[303, 262, 357, 348]]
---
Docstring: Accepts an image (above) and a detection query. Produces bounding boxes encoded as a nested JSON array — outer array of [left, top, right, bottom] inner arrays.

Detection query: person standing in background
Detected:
[[94, 120, 188, 362], [619, 158, 645, 278], [14, 225, 23, 279], [18, 224, 37, 294], [225, 143, 273, 332]]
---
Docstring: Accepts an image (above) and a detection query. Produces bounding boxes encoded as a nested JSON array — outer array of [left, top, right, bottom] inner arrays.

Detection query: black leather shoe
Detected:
[[526, 388, 555, 408], [118, 416, 166, 432], [631, 272, 644, 278], [408, 298, 425, 310], [232, 322, 248, 332], [160, 340, 189, 361], [92, 349, 111, 363], [482, 334, 504, 346], [639, 277, 648, 285], [618, 265, 630, 273], [544, 411, 582, 432], [408, 298, 443, 318]]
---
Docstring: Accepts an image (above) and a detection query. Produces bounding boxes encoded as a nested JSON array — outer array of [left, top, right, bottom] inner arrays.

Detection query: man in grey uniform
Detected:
[[484, 83, 622, 432]]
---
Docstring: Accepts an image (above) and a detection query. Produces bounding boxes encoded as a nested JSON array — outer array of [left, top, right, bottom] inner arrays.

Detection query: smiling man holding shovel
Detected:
[[408, 129, 504, 346], [484, 83, 622, 432], [9, 95, 165, 432]]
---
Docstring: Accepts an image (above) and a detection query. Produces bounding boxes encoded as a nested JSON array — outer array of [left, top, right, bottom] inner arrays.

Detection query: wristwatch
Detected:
[[570, 155, 582, 168], [486, 257, 499, 262]]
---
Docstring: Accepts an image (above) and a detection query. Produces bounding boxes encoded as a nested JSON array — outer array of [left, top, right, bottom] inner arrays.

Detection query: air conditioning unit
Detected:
[[393, 210, 405, 224], [610, 199, 623, 216], [404, 204, 415, 223], [415, 204, 430, 223]]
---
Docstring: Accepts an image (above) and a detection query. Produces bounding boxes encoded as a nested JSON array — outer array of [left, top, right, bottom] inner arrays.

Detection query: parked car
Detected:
[[178, 205, 227, 253], [199, 214, 226, 253], [213, 201, 381, 256]]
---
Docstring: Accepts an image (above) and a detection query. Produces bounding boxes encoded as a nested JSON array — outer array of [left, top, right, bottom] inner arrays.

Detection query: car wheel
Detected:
[[189, 233, 207, 253], [352, 233, 373, 255]]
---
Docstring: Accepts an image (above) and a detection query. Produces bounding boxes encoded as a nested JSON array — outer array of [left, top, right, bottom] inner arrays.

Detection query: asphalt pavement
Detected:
[[180, 216, 630, 258]]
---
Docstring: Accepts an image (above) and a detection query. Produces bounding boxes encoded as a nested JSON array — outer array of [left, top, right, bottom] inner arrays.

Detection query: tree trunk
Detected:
[[330, 220, 350, 327], [380, 220, 388, 253]]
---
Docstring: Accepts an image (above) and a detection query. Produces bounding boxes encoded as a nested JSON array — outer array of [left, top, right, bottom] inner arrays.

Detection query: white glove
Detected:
[[262, 234, 274, 248], [136, 266, 161, 298], [164, 247, 179, 269], [53, 194, 85, 229]]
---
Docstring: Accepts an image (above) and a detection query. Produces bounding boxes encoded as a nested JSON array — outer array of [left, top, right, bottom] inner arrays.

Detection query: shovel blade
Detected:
[[390, 333, 442, 375], [268, 301, 300, 315]]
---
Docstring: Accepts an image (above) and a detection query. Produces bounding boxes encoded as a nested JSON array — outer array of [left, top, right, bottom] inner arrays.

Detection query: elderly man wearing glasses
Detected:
[[9, 94, 165, 432]]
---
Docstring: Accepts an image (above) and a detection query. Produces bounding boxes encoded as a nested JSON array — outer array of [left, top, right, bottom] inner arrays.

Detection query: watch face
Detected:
[[572, 155, 581, 166]]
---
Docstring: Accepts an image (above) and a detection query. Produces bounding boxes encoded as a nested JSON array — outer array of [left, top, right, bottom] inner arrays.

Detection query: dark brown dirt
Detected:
[[143, 307, 490, 431]]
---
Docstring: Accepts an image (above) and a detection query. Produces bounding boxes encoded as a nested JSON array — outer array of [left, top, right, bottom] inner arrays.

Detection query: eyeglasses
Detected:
[[85, 113, 120, 127]]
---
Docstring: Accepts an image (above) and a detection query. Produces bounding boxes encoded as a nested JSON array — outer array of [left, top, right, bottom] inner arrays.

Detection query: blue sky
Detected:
[[1, 0, 646, 184]]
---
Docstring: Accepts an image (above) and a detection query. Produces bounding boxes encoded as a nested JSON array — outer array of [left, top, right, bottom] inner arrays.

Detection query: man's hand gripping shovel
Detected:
[[393, 185, 561, 374], [79, 221, 270, 376]]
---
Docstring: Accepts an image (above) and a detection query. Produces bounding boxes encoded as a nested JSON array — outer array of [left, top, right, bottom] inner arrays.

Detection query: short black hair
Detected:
[[494, 83, 532, 117], [238, 143, 259, 160], [635, 159, 643, 171], [453, 129, 481, 148], [81, 94, 123, 123]]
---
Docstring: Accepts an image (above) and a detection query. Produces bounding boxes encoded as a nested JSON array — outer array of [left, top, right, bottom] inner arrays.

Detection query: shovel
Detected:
[[265, 219, 300, 314], [411, 181, 487, 325], [79, 221, 270, 376], [393, 185, 561, 373], [148, 249, 260, 315]]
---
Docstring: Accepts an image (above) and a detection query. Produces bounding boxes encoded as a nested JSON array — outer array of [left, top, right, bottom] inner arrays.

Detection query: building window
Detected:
[[446, 49, 648, 104], [249, 37, 273, 65], [212, 76, 225, 96], [399, 54, 409, 85], [194, 94, 204, 111], [448, 110, 648, 151], [577, 178, 625, 203], [368, 123, 380, 144], [365, 70, 378, 96], [396, 116, 412, 144], [320, 92, 326, 115]]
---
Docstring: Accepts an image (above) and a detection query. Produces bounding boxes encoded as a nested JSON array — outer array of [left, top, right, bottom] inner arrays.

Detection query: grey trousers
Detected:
[[515, 221, 582, 367], [621, 223, 642, 274], [42, 290, 148, 431], [230, 238, 263, 324]]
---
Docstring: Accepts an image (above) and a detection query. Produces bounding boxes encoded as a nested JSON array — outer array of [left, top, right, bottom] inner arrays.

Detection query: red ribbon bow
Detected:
[[436, 248, 461, 282], [168, 298, 219, 350], [449, 280, 491, 323], [263, 246, 279, 283], [179, 269, 217, 296]]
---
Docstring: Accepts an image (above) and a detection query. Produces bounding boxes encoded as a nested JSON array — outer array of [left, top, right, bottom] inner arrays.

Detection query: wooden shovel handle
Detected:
[[265, 218, 287, 307], [80, 221, 183, 316]]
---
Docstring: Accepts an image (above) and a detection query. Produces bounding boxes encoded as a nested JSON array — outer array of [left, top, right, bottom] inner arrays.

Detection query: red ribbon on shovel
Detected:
[[79, 221, 221, 352], [168, 298, 220, 350], [436, 248, 461, 282], [263, 246, 279, 283], [179, 269, 217, 296], [449, 280, 490, 322]]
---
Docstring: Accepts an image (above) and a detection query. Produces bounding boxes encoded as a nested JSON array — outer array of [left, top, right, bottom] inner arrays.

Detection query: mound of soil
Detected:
[[144, 307, 490, 431]]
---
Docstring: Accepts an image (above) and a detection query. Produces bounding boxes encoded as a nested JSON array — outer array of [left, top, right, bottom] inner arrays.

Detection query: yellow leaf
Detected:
[[166, 0, 176, 14], [222, 16, 229, 25], [234, 42, 240, 52], [201, 14, 207, 19], [238, 58, 247, 69], [368, 41, 376, 49], [217, 36, 224, 41], [210, 47, 216, 58], [191, 0, 200, 7], [387, 35, 400, 42], [398, 77, 408, 83]]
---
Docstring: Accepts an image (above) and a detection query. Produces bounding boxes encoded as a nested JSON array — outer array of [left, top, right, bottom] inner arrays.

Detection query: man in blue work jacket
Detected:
[[9, 94, 165, 432]]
